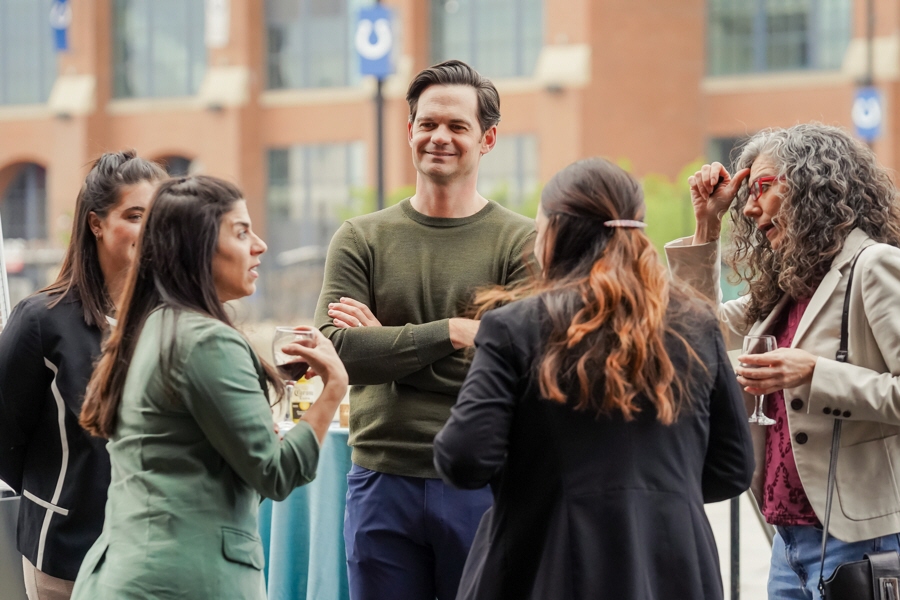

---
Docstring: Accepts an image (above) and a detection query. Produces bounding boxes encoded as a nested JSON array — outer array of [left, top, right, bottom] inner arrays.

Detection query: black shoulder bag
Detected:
[[819, 246, 900, 600]]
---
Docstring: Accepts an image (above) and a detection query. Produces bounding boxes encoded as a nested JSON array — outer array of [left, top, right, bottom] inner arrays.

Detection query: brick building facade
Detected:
[[0, 0, 896, 315]]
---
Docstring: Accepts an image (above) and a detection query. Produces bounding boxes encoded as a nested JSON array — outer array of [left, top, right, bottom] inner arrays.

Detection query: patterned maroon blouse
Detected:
[[761, 296, 820, 526]]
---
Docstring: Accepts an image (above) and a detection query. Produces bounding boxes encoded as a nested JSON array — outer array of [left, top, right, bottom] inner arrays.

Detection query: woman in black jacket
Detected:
[[434, 157, 754, 600], [0, 151, 166, 599]]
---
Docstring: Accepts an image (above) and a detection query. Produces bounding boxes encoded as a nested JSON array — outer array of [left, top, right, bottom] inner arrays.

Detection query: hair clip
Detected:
[[603, 220, 647, 229]]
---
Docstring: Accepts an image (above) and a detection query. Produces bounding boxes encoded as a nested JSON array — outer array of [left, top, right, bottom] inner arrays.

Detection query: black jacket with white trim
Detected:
[[0, 292, 107, 581]]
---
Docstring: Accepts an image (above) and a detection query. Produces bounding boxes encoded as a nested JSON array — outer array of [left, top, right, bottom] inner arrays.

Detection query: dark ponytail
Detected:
[[42, 150, 167, 328]]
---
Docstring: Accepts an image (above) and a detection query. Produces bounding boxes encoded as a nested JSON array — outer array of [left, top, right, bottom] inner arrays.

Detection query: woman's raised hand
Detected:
[[280, 327, 349, 445], [687, 163, 750, 244]]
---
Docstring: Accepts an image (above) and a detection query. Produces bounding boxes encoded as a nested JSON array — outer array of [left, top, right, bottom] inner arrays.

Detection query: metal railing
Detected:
[[729, 494, 775, 600]]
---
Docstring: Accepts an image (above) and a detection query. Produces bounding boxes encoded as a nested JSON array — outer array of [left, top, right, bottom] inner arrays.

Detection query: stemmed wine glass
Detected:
[[742, 334, 777, 426], [272, 327, 315, 432]]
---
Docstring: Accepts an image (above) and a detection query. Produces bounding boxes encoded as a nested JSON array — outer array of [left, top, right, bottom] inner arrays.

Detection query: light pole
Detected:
[[865, 0, 875, 149], [374, 0, 385, 211], [355, 4, 394, 212]]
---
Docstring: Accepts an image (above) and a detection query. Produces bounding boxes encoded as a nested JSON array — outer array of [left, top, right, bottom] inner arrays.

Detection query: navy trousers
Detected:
[[344, 464, 492, 600]]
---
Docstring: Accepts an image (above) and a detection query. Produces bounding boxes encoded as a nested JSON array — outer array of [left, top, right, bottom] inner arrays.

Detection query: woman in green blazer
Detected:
[[71, 176, 348, 599]]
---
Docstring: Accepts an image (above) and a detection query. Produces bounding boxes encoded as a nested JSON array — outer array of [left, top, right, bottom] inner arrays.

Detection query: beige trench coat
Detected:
[[666, 228, 900, 543]]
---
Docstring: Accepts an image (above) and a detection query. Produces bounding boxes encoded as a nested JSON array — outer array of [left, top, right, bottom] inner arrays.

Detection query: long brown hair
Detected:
[[42, 150, 166, 328], [473, 158, 704, 425], [80, 176, 284, 439]]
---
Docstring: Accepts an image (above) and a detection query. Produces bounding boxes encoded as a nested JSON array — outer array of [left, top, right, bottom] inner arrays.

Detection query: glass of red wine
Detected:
[[272, 327, 315, 432]]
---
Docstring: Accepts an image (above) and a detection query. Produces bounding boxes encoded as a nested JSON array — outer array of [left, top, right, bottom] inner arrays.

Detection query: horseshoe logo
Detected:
[[852, 97, 882, 131], [49, 1, 72, 30], [355, 18, 392, 61]]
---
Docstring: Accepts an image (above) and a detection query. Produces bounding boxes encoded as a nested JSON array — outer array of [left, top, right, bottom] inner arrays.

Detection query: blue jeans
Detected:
[[343, 464, 492, 600], [768, 524, 900, 599]]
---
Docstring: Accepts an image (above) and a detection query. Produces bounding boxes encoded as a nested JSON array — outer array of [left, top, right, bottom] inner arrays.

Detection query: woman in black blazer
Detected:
[[434, 157, 754, 600], [0, 152, 166, 598]]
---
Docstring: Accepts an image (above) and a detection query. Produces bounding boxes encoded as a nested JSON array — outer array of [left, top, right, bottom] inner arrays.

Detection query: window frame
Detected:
[[476, 133, 539, 209], [266, 142, 366, 252], [0, 0, 57, 106], [265, 0, 367, 91], [430, 0, 544, 80], [111, 0, 207, 99], [706, 0, 851, 76]]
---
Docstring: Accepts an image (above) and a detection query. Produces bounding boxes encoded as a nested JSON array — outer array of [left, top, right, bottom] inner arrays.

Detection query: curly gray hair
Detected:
[[728, 123, 900, 325]]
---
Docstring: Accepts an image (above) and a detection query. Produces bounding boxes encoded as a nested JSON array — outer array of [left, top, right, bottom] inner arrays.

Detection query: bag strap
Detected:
[[818, 418, 843, 598], [818, 244, 871, 598]]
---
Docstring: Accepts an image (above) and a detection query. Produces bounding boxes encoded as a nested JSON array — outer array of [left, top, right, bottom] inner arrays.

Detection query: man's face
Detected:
[[407, 84, 496, 184]]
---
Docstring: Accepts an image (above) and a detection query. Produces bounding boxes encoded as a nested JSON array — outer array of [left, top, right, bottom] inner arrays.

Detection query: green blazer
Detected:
[[71, 310, 319, 599]]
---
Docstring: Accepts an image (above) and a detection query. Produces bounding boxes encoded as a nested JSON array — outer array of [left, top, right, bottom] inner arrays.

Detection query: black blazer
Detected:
[[434, 295, 754, 600], [0, 293, 108, 581]]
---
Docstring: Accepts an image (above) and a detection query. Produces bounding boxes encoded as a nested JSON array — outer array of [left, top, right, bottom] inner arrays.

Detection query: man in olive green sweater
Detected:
[[314, 60, 535, 600]]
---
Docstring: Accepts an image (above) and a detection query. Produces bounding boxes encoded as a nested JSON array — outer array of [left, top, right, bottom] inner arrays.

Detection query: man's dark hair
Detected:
[[406, 59, 500, 133]]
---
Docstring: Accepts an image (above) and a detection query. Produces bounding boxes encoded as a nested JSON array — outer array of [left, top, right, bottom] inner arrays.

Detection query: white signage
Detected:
[[205, 0, 230, 49], [355, 17, 392, 61]]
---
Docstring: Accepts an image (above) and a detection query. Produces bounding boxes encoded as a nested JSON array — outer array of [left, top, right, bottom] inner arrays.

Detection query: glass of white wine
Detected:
[[742, 334, 777, 426]]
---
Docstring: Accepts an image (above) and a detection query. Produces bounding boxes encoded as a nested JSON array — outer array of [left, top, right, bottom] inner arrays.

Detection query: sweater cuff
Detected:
[[413, 319, 455, 367]]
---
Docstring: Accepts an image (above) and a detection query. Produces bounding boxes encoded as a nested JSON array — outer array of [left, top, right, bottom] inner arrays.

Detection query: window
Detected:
[[1, 163, 49, 305], [265, 142, 365, 319], [477, 134, 539, 210], [707, 136, 747, 169], [2, 163, 46, 241], [158, 156, 193, 176], [112, 0, 206, 98], [432, 0, 543, 79], [0, 0, 56, 105], [708, 0, 851, 76], [266, 0, 368, 90], [267, 143, 366, 255]]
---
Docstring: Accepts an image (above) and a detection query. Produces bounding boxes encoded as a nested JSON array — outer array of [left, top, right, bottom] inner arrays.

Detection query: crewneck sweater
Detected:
[[314, 198, 535, 478]]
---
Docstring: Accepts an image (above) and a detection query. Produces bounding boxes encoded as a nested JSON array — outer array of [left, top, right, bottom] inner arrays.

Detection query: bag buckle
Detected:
[[880, 577, 899, 600]]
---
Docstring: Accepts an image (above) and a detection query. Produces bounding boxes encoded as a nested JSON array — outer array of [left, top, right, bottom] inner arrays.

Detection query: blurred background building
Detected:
[[0, 0, 896, 319]]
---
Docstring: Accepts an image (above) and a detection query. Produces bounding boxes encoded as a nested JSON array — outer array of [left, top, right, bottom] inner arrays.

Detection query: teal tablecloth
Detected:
[[259, 425, 352, 600]]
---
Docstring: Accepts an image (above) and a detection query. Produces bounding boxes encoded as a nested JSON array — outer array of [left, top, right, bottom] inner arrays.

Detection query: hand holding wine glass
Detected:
[[272, 327, 315, 432], [742, 335, 777, 426], [275, 328, 346, 386], [273, 327, 348, 445]]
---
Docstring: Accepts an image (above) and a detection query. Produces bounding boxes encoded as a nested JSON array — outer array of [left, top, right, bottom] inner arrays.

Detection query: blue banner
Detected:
[[49, 0, 72, 52], [852, 87, 883, 142], [356, 6, 394, 79]]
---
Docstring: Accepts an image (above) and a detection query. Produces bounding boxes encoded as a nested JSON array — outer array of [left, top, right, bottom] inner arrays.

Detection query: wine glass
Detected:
[[742, 334, 777, 426], [272, 327, 316, 432]]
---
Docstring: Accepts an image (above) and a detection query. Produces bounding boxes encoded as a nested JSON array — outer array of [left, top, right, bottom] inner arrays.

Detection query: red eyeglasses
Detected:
[[748, 176, 784, 202]]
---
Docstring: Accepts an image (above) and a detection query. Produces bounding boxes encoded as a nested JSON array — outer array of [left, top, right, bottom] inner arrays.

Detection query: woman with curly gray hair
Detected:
[[666, 123, 900, 599]]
